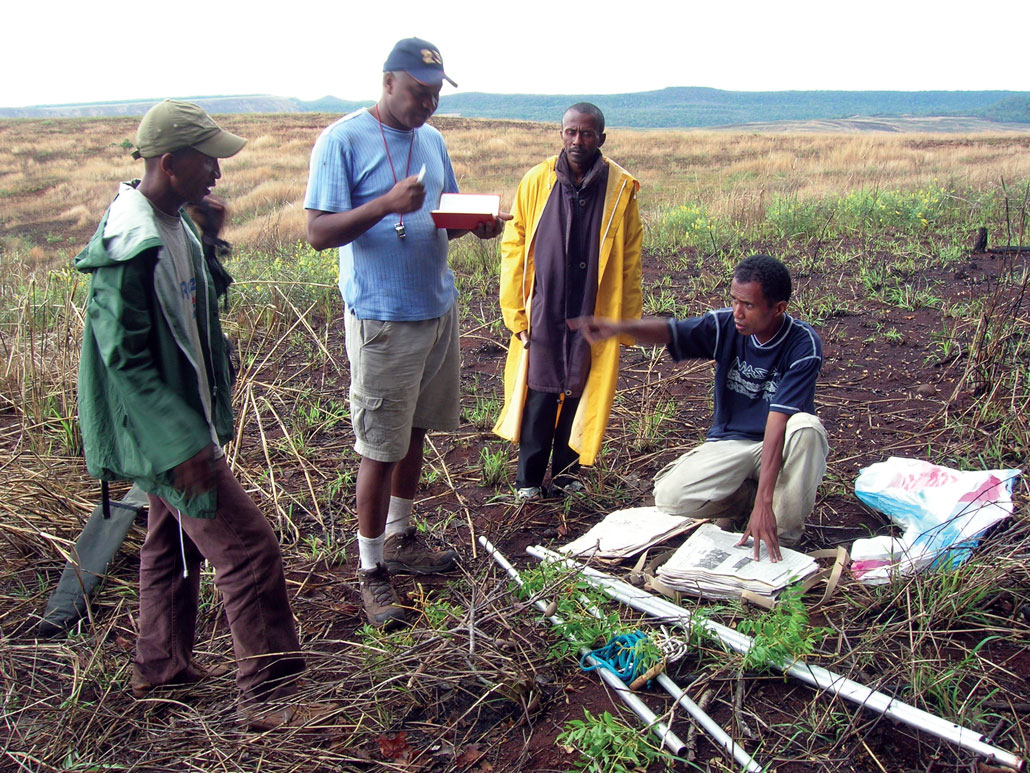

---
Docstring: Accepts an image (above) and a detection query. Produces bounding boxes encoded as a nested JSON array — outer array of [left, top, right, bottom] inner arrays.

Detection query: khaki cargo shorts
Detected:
[[344, 303, 460, 463]]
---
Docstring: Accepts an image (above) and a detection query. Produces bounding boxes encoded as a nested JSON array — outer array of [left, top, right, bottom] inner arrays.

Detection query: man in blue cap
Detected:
[[305, 39, 509, 628]]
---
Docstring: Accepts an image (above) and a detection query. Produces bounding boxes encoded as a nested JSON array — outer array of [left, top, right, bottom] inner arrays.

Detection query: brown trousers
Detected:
[[135, 458, 304, 703]]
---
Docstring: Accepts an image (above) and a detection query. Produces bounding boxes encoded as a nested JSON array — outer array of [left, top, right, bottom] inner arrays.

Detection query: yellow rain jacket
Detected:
[[493, 155, 643, 465]]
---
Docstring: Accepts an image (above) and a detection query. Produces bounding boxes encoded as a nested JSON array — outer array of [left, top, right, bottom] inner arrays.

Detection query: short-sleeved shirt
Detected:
[[304, 109, 460, 321], [667, 310, 822, 441]]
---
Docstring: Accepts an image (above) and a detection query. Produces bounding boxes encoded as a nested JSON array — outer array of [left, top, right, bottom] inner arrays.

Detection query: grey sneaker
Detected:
[[358, 563, 406, 629], [515, 486, 543, 502], [553, 480, 585, 496], [383, 528, 459, 575]]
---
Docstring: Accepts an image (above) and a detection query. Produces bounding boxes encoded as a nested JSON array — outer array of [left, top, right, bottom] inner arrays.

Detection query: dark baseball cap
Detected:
[[132, 100, 247, 160], [383, 37, 457, 88]]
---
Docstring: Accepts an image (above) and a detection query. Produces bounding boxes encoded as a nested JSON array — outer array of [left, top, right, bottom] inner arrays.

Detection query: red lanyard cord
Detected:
[[373, 106, 416, 234]]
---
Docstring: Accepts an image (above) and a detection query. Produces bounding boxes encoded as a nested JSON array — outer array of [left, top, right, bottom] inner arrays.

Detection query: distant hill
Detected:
[[712, 116, 1030, 134], [0, 95, 367, 119], [439, 87, 1030, 128], [3, 87, 1029, 128]]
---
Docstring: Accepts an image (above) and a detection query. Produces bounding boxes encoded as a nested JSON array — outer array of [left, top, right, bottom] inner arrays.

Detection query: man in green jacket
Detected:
[[76, 100, 329, 731]]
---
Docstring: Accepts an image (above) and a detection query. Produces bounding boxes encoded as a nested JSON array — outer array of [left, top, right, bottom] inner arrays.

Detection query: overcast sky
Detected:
[[4, 0, 1027, 108]]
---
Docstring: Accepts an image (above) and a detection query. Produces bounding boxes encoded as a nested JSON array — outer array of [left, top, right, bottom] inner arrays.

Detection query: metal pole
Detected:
[[528, 545, 1025, 772], [574, 592, 764, 772], [479, 537, 687, 757], [655, 674, 763, 773]]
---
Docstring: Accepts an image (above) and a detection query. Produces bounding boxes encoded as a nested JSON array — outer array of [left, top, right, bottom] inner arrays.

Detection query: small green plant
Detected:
[[882, 326, 904, 344], [301, 533, 346, 565], [633, 398, 676, 452], [557, 709, 675, 773], [479, 444, 508, 486], [642, 276, 680, 316], [878, 281, 942, 311], [791, 289, 850, 324], [417, 591, 463, 628], [44, 395, 82, 456], [905, 636, 1002, 727], [420, 464, 442, 485], [642, 285, 680, 316], [858, 262, 889, 294], [357, 621, 416, 658], [450, 237, 500, 298], [326, 468, 355, 501], [939, 241, 965, 265], [738, 584, 831, 672], [295, 395, 349, 432], [464, 393, 501, 430], [926, 322, 961, 364], [864, 320, 905, 346], [516, 562, 625, 659], [412, 506, 458, 535]]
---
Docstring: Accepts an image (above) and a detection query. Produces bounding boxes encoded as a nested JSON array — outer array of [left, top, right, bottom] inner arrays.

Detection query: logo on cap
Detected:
[[421, 49, 442, 65]]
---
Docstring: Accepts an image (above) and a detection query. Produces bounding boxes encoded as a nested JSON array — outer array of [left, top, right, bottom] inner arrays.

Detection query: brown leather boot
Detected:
[[358, 562, 407, 629], [383, 528, 458, 575]]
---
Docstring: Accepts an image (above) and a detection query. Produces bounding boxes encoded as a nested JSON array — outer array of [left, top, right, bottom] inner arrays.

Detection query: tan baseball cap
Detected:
[[132, 99, 247, 160]]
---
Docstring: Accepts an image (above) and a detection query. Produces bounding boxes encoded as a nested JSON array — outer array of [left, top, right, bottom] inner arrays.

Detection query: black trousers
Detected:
[[516, 388, 581, 489]]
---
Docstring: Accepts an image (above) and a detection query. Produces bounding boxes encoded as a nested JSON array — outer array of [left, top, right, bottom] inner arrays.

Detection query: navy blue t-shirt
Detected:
[[667, 310, 822, 441]]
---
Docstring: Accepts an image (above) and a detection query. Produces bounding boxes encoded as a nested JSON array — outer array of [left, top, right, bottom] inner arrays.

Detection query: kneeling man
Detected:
[[575, 254, 828, 561]]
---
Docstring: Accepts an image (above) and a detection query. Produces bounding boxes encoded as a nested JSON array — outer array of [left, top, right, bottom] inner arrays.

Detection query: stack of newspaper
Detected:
[[655, 523, 819, 601], [559, 506, 699, 559]]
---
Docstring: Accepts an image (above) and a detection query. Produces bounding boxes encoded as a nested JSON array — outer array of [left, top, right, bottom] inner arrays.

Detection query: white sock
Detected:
[[357, 532, 385, 571], [385, 497, 413, 538]]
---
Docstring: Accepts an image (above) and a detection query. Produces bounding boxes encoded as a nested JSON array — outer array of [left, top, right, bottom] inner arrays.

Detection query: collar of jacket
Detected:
[[533, 154, 640, 287]]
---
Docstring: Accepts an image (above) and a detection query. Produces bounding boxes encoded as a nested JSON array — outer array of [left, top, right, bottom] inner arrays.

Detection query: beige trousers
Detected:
[[653, 413, 829, 545]]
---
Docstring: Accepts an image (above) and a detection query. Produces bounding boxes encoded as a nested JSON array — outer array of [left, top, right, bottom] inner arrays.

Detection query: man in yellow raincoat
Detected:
[[493, 103, 642, 500]]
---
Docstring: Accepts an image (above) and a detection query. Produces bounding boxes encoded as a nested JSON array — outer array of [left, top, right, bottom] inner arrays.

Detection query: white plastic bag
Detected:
[[850, 457, 1020, 584]]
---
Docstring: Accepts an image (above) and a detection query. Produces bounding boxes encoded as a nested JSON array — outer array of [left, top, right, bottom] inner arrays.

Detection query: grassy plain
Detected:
[[2, 114, 1030, 771], [4, 113, 1030, 261]]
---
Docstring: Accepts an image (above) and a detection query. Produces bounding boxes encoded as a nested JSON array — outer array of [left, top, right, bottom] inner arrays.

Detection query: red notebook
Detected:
[[431, 193, 500, 230]]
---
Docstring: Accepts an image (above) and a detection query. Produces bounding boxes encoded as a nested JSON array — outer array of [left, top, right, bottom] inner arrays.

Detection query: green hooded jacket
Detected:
[[75, 182, 235, 518]]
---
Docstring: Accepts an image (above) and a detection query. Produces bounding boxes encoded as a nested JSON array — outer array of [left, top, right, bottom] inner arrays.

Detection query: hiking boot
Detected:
[[383, 528, 459, 575], [130, 659, 231, 699], [515, 486, 543, 502], [359, 563, 407, 629], [241, 700, 339, 732]]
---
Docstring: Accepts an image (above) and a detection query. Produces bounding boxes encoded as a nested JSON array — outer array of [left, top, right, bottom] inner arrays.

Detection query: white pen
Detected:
[[416, 163, 426, 184]]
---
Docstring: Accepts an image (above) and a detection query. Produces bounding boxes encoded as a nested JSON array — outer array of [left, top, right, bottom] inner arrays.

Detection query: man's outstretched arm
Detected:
[[570, 316, 672, 346], [738, 410, 789, 562]]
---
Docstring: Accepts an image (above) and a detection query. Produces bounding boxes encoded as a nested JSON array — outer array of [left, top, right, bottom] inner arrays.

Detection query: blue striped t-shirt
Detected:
[[304, 109, 460, 320], [667, 310, 822, 441]]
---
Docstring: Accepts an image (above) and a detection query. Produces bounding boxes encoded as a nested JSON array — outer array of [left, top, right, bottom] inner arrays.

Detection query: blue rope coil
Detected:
[[581, 631, 653, 684]]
